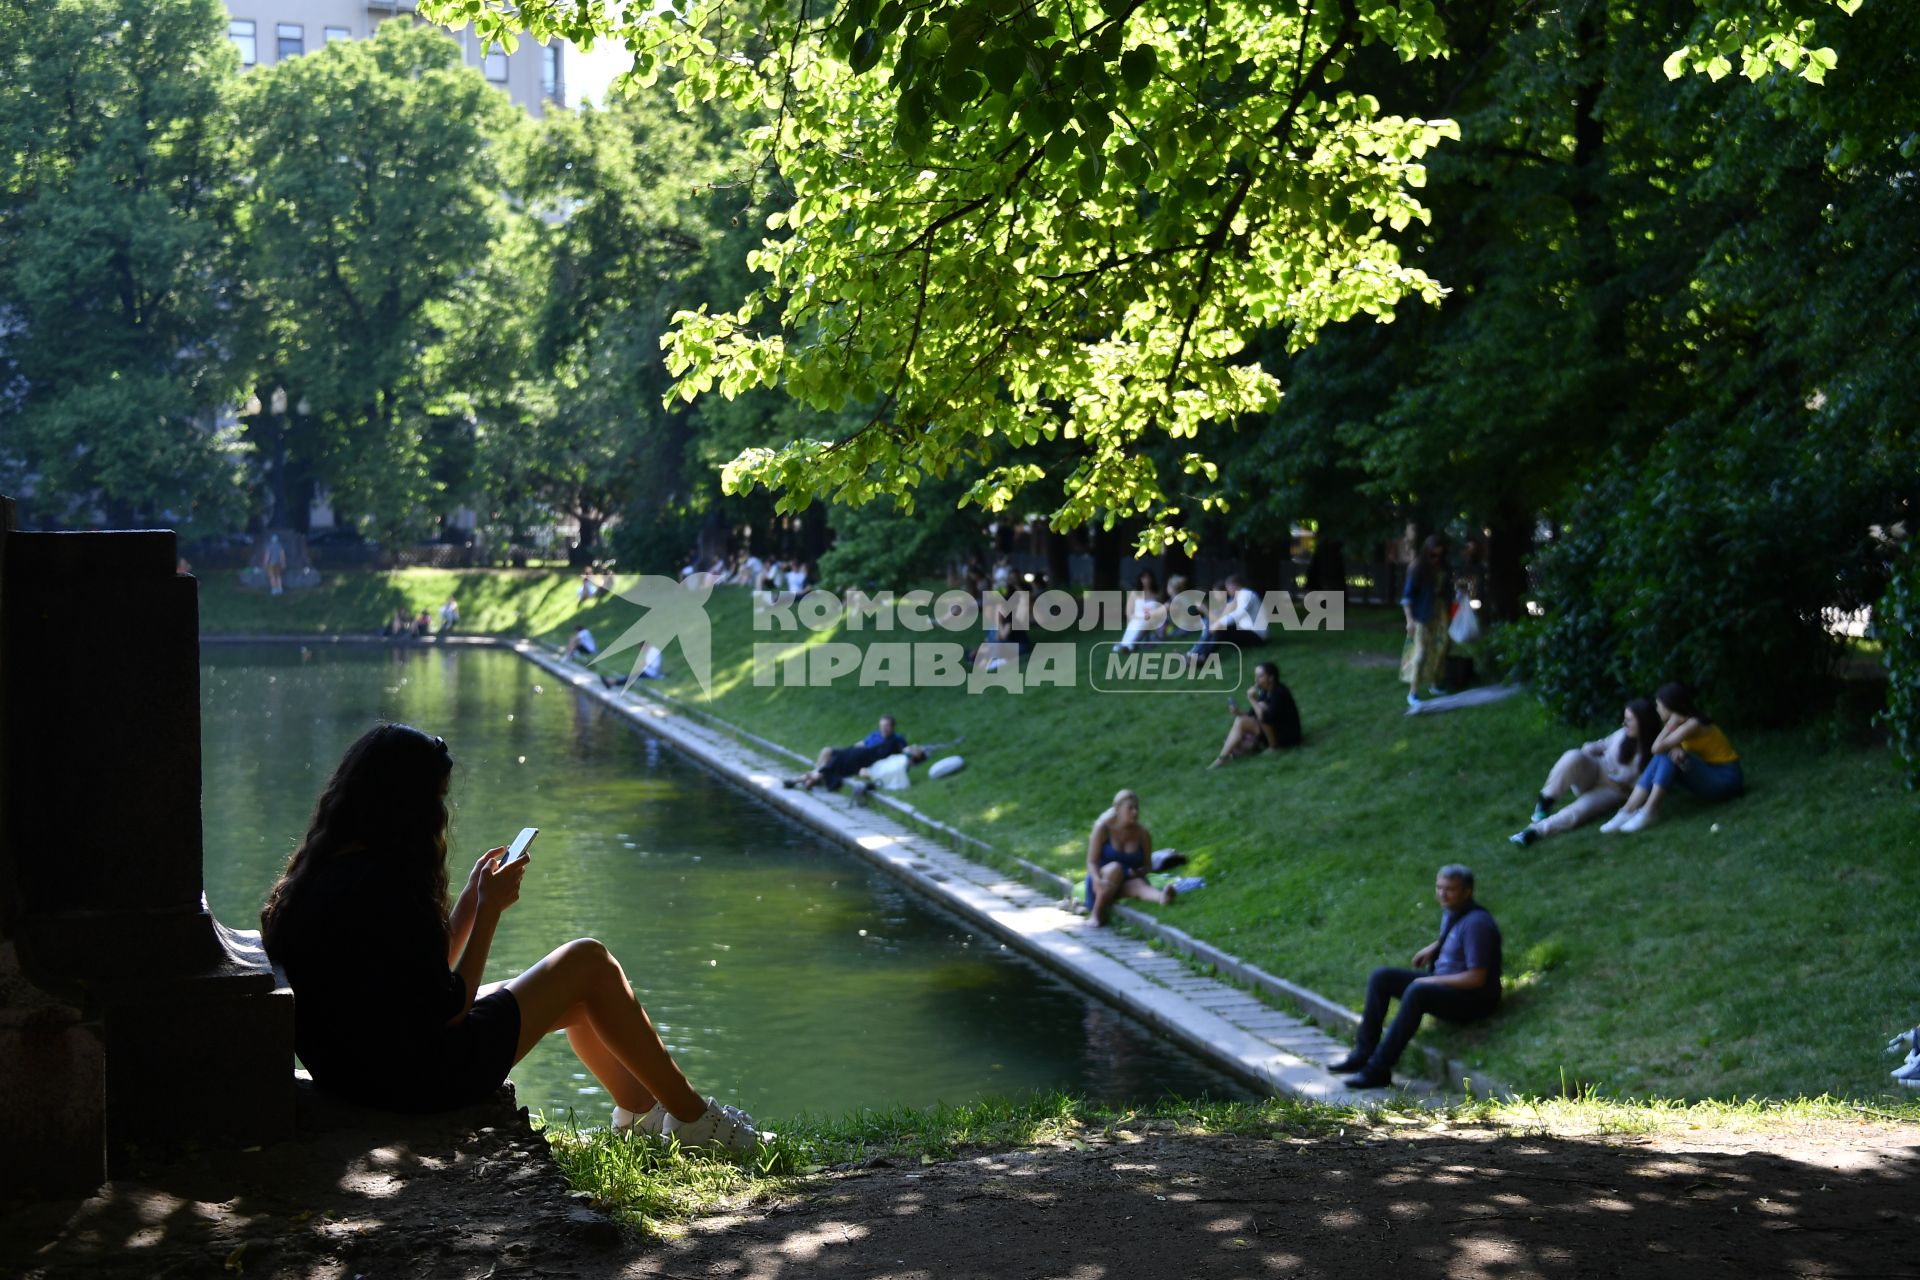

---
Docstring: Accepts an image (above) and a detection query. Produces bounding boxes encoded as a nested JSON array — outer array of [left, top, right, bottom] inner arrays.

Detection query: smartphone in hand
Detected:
[[500, 826, 539, 867]]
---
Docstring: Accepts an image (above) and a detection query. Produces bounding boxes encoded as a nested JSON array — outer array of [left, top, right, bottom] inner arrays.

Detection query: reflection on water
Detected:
[[200, 644, 1252, 1120]]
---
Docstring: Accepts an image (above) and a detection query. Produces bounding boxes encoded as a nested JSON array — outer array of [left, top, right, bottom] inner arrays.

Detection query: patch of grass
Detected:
[[194, 568, 583, 637], [537, 1091, 1920, 1237], [199, 574, 1920, 1101], [616, 590, 1919, 1102]]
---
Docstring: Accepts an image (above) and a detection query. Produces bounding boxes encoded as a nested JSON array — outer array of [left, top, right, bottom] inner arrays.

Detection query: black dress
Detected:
[[270, 849, 521, 1112]]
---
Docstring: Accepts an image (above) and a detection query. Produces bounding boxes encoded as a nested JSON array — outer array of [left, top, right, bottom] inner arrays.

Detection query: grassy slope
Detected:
[[195, 567, 584, 638], [200, 573, 1920, 1101]]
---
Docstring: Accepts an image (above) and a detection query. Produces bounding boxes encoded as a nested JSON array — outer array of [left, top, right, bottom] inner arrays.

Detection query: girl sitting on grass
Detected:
[[1600, 683, 1745, 834], [1212, 661, 1303, 766], [1085, 789, 1179, 926], [262, 723, 760, 1154], [1510, 698, 1657, 845]]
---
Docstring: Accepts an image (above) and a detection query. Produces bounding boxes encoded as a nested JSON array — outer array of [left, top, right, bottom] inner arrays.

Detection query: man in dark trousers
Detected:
[[1331, 863, 1502, 1088], [786, 715, 925, 792]]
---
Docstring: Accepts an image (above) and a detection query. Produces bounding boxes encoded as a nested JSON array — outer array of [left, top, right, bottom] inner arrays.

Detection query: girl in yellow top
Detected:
[[1602, 682, 1744, 833]]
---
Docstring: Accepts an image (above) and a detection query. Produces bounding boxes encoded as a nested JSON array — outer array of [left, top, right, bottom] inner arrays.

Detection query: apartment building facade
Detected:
[[221, 0, 564, 116]]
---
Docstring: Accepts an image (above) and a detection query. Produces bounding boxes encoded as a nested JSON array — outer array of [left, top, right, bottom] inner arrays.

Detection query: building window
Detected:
[[276, 23, 304, 59], [542, 44, 559, 98], [483, 49, 508, 82], [229, 19, 256, 66], [324, 26, 351, 43]]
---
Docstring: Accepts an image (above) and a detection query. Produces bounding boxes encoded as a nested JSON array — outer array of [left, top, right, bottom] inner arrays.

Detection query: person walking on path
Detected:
[[1400, 535, 1451, 706], [261, 724, 761, 1153], [264, 533, 289, 596], [1331, 864, 1501, 1089]]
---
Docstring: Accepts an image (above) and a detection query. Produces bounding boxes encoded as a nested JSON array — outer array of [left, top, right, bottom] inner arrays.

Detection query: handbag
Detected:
[[1447, 591, 1482, 645]]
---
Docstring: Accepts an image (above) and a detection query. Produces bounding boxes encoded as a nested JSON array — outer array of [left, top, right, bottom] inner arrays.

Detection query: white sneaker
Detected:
[[663, 1098, 762, 1156], [1599, 809, 1631, 834], [611, 1102, 668, 1137], [1620, 807, 1657, 833]]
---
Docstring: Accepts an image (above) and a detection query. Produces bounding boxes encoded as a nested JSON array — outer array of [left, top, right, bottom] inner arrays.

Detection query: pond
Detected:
[[199, 644, 1252, 1121]]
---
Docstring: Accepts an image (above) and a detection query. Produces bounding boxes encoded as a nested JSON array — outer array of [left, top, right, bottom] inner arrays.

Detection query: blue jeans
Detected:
[[1187, 619, 1263, 660], [1639, 752, 1744, 799]]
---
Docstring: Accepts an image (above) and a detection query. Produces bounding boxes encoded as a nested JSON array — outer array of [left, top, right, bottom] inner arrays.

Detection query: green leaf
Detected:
[[983, 45, 1026, 94], [849, 29, 881, 73]]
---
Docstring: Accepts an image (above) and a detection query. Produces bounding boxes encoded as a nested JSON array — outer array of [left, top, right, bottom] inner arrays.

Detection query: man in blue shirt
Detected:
[[786, 716, 923, 792], [1331, 863, 1502, 1089]]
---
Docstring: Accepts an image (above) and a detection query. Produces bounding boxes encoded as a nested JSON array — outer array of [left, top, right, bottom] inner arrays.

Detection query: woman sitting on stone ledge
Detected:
[[261, 722, 760, 1155]]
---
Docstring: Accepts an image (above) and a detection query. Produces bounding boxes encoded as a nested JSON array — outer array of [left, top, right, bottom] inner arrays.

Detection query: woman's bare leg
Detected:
[[1212, 715, 1258, 766], [1118, 876, 1176, 907], [1089, 863, 1126, 926], [504, 939, 706, 1121]]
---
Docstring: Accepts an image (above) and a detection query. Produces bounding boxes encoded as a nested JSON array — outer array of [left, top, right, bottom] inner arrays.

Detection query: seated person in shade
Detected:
[[1085, 788, 1180, 926], [1212, 661, 1302, 766], [1183, 573, 1268, 662], [560, 623, 597, 662], [1510, 698, 1656, 845], [1331, 864, 1501, 1089], [786, 715, 924, 791], [1600, 682, 1744, 834], [262, 724, 760, 1154], [1115, 570, 1168, 652]]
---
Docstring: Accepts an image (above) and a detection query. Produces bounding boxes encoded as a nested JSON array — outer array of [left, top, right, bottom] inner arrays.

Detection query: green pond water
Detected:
[[199, 644, 1251, 1121]]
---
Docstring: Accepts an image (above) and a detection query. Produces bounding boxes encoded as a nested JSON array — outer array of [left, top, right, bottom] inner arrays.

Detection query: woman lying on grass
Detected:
[[261, 722, 761, 1154], [1085, 788, 1180, 926], [1509, 698, 1657, 846], [1600, 683, 1745, 834]]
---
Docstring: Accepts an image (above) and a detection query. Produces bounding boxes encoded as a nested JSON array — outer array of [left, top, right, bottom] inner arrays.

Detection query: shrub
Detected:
[[1502, 421, 1893, 729], [1876, 540, 1920, 789]]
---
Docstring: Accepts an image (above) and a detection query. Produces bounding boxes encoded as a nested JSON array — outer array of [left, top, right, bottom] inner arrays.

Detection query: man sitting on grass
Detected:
[[1330, 863, 1502, 1089], [785, 715, 925, 792]]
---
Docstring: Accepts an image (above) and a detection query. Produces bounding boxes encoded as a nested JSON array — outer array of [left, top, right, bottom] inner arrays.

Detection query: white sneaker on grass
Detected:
[[664, 1098, 763, 1156], [1620, 807, 1657, 833], [1599, 809, 1632, 834], [611, 1102, 668, 1137]]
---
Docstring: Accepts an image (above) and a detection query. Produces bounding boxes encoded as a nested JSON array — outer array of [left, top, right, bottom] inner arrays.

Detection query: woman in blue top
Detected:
[[1085, 788, 1178, 926], [1400, 534, 1452, 706]]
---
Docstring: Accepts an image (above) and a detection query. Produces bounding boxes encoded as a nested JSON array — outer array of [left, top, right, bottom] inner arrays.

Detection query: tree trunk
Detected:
[[1089, 521, 1124, 592], [1486, 499, 1534, 623], [1044, 521, 1072, 588]]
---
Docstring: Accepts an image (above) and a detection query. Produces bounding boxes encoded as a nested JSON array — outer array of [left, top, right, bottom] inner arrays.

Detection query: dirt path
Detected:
[[629, 1118, 1920, 1280], [6, 1105, 1917, 1279]]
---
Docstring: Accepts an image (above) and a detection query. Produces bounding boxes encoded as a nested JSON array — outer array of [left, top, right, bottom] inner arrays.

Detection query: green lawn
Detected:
[[199, 571, 1920, 1102], [195, 566, 584, 638]]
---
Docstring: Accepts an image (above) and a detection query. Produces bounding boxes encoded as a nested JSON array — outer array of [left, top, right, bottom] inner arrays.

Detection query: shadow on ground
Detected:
[[637, 1122, 1920, 1280], [0, 1084, 619, 1279], [5, 1108, 1917, 1279]]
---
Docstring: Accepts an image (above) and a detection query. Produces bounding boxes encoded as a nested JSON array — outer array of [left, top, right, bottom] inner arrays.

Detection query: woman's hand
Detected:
[[474, 846, 526, 916], [1667, 747, 1687, 764]]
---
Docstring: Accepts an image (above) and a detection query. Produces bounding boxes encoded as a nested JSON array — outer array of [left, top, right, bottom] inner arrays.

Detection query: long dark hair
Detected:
[[1620, 697, 1658, 772], [261, 723, 455, 956], [1408, 533, 1450, 594], [1655, 682, 1709, 725]]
